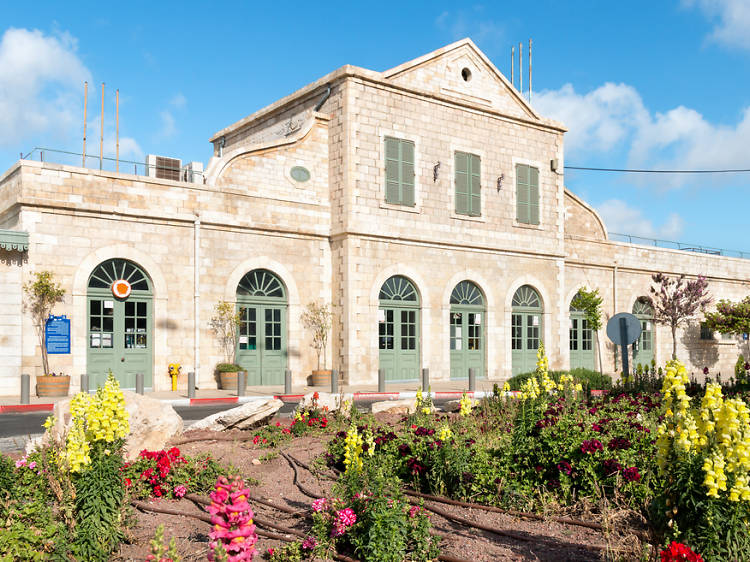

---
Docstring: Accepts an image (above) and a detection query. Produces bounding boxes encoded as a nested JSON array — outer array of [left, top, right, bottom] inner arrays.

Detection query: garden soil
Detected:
[[114, 415, 647, 561]]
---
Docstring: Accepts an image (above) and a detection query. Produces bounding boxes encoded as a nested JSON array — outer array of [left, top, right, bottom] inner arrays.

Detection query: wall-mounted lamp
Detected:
[[433, 161, 441, 183], [497, 173, 505, 191]]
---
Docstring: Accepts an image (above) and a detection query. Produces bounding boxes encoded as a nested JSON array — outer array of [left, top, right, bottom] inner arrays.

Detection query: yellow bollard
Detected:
[[171, 374, 178, 391], [168, 363, 181, 392]]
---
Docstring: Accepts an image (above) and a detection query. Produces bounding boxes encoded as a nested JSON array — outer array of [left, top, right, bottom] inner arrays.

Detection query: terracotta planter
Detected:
[[36, 375, 70, 397], [219, 371, 239, 390], [311, 369, 332, 386]]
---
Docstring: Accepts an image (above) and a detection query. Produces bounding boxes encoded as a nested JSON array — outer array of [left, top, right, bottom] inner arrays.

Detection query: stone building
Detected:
[[0, 38, 748, 394]]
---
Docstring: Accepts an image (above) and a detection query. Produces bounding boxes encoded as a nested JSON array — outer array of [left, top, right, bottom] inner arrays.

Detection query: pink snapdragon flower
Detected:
[[206, 476, 258, 561]]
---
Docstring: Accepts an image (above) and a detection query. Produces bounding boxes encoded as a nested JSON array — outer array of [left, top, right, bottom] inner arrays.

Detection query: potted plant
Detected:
[[301, 300, 332, 386], [210, 300, 242, 389], [24, 271, 69, 396]]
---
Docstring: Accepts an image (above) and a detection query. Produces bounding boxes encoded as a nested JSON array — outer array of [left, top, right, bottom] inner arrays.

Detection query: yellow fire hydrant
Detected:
[[168, 363, 181, 391]]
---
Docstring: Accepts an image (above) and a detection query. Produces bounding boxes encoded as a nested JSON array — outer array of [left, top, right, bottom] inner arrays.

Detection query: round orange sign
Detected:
[[111, 279, 132, 299]]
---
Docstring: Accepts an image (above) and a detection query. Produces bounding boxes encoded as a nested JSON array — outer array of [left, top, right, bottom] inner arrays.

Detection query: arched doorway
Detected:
[[449, 280, 485, 379], [569, 292, 595, 370], [236, 269, 288, 386], [379, 275, 420, 381], [511, 285, 542, 376], [632, 297, 654, 368], [87, 258, 153, 390]]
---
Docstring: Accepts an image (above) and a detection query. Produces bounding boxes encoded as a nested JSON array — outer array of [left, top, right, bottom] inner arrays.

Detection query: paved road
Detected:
[[0, 398, 453, 454]]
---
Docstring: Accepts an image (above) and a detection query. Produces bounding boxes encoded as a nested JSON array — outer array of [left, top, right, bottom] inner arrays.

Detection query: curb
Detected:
[[0, 390, 495, 413], [0, 389, 606, 413]]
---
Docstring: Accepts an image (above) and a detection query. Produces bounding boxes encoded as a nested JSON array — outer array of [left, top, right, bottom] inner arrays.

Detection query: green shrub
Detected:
[[215, 363, 243, 373]]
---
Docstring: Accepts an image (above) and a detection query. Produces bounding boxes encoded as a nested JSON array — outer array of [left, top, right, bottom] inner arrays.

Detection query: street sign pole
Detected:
[[620, 316, 629, 378]]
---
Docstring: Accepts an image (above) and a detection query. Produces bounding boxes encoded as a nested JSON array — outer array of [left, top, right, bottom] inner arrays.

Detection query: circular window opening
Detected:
[[290, 166, 311, 182], [461, 67, 472, 82]]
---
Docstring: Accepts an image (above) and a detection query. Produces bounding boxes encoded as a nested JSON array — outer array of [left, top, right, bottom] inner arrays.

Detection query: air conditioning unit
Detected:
[[146, 154, 181, 181], [181, 161, 204, 183]]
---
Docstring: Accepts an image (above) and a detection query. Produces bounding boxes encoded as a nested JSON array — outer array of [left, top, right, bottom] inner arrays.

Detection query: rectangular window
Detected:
[[384, 137, 415, 206], [516, 164, 539, 224], [455, 151, 481, 216], [700, 322, 714, 341]]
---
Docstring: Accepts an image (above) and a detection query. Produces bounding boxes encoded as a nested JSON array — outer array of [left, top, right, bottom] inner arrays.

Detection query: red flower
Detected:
[[153, 485, 163, 497], [124, 478, 132, 487], [660, 541, 703, 562]]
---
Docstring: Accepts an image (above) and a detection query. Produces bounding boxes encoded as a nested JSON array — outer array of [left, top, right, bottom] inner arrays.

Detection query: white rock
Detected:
[[297, 391, 353, 413], [189, 398, 283, 432], [371, 398, 417, 415], [28, 390, 183, 462]]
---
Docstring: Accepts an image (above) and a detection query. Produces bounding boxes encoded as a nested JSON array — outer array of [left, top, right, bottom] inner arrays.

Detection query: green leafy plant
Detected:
[[23, 270, 66, 376], [146, 524, 180, 561], [301, 300, 332, 370], [209, 300, 241, 366]]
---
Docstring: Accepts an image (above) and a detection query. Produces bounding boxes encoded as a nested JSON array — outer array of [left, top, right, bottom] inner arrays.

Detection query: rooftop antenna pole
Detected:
[[529, 38, 532, 103], [519, 42, 523, 98], [116, 89, 120, 173], [82, 81, 88, 167], [511, 46, 515, 88], [99, 82, 105, 171]]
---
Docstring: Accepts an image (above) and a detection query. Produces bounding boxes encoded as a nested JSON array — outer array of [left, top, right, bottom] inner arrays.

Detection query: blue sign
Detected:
[[45, 315, 70, 354]]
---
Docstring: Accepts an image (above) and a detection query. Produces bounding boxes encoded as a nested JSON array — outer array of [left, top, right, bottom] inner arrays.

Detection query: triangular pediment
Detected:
[[383, 38, 539, 120]]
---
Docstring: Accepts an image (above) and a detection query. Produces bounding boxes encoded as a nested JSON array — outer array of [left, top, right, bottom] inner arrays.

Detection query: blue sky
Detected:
[[1, 1, 749, 252]]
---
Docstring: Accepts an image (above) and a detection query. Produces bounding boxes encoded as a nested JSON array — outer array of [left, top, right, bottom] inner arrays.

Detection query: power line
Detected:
[[565, 165, 750, 174]]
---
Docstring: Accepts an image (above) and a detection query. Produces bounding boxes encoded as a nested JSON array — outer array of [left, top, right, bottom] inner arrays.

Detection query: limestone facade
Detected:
[[0, 38, 748, 393]]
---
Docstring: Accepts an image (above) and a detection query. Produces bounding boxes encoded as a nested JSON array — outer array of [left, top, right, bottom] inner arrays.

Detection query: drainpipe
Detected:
[[194, 214, 201, 385], [613, 263, 618, 371], [314, 84, 331, 112]]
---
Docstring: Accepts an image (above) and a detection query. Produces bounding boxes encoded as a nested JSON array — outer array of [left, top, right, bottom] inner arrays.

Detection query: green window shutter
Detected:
[[401, 140, 415, 206], [385, 137, 400, 204], [455, 152, 469, 215], [384, 137, 415, 206], [529, 166, 539, 224], [470, 154, 481, 216], [516, 164, 529, 223]]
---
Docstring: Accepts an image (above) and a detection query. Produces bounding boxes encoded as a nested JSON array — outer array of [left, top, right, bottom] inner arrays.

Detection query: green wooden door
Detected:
[[449, 281, 485, 379], [632, 298, 654, 368], [569, 311, 595, 370], [378, 276, 420, 381], [511, 285, 543, 376], [87, 259, 153, 390], [236, 270, 287, 386]]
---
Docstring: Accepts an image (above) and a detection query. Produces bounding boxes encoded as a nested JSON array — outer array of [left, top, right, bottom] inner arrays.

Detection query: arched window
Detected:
[[511, 285, 543, 375]]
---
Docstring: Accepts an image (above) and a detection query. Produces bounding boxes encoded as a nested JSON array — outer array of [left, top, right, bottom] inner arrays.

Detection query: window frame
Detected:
[[454, 150, 481, 217], [515, 162, 540, 225], [383, 136, 416, 207]]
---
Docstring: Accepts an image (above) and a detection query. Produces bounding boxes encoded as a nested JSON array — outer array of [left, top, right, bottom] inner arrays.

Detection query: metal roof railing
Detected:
[[19, 147, 205, 183], [608, 232, 750, 260]]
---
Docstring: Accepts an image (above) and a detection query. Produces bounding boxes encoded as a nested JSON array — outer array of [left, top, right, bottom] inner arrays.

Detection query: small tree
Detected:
[[301, 300, 332, 370], [650, 273, 711, 360], [209, 301, 241, 367], [571, 286, 604, 372], [704, 296, 750, 336], [23, 271, 66, 376]]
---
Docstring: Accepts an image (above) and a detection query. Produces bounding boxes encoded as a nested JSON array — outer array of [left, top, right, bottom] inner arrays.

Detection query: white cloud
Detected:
[[536, 81, 750, 188], [596, 199, 684, 240], [170, 93, 186, 109], [685, 0, 750, 50], [534, 83, 649, 154], [0, 28, 91, 148], [435, 7, 505, 52], [158, 110, 177, 138]]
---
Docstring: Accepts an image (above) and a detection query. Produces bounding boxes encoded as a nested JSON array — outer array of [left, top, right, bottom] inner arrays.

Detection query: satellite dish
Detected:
[[606, 313, 642, 346]]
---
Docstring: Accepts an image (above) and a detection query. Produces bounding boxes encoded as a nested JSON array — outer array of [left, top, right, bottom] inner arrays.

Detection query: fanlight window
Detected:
[[633, 298, 653, 316], [570, 291, 585, 312], [379, 276, 418, 302], [88, 259, 150, 292], [237, 269, 285, 299], [450, 281, 484, 306], [512, 285, 541, 308]]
